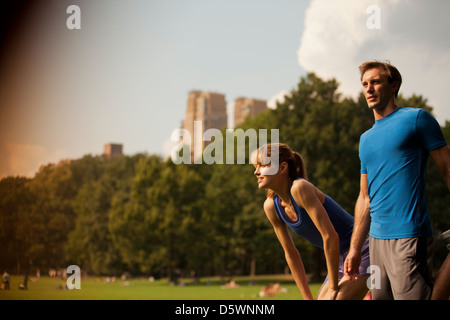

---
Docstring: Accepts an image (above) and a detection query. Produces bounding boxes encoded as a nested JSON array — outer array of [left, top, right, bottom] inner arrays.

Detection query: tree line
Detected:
[[1, 73, 449, 282]]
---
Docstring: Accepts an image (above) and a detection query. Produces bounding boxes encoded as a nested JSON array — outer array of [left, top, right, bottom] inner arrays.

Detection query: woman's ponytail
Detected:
[[291, 151, 308, 180]]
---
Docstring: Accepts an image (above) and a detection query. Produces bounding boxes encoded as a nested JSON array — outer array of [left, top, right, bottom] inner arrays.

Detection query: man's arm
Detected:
[[430, 144, 450, 191], [344, 174, 371, 281]]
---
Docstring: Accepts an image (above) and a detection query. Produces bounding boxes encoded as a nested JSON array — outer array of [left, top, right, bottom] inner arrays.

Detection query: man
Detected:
[[344, 61, 450, 300]]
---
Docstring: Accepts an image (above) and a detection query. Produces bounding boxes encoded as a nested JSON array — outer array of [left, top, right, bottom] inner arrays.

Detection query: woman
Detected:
[[253, 143, 370, 300]]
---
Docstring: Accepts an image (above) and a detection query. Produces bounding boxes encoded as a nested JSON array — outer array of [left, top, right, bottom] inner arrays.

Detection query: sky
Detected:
[[1, 0, 449, 178]]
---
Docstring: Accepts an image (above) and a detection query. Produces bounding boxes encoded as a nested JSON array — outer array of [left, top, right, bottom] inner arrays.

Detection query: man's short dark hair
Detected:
[[359, 60, 402, 98]]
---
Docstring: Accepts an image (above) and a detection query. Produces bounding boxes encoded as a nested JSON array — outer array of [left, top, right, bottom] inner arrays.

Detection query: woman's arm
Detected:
[[263, 198, 314, 300], [290, 180, 340, 299]]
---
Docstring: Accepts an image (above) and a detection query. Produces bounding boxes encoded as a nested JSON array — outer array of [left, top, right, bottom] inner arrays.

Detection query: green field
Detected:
[[0, 274, 322, 300]]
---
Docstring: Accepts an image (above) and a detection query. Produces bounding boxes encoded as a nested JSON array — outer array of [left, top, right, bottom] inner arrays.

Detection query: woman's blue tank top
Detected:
[[273, 179, 354, 254]]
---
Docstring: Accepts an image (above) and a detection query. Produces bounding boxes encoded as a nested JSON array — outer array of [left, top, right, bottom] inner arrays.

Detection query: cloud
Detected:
[[297, 0, 450, 124], [267, 90, 292, 110], [162, 134, 178, 160]]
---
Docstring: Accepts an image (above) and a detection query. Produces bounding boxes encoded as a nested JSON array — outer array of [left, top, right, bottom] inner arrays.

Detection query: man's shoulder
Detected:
[[397, 106, 422, 115], [396, 107, 433, 126], [360, 107, 424, 141], [360, 125, 375, 141]]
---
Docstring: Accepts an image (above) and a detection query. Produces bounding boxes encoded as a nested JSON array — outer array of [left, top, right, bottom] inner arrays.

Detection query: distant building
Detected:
[[233, 97, 267, 127], [104, 143, 123, 158], [182, 90, 227, 162]]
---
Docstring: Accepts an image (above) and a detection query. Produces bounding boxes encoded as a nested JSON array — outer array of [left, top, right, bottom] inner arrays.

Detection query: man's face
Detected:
[[361, 67, 397, 110]]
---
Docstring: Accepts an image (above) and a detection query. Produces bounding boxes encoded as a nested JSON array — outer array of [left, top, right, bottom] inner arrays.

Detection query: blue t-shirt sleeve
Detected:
[[359, 135, 367, 174], [416, 109, 447, 152], [360, 161, 367, 174]]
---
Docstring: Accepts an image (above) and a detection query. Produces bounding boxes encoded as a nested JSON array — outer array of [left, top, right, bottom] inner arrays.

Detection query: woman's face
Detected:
[[253, 162, 283, 189], [254, 163, 271, 189]]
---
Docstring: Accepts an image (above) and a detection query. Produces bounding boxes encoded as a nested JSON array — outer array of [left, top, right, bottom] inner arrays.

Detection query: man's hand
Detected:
[[344, 249, 362, 281]]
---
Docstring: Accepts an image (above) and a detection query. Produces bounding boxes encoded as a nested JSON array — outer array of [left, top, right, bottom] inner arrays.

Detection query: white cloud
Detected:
[[297, 0, 450, 124], [267, 90, 292, 110], [162, 133, 178, 160]]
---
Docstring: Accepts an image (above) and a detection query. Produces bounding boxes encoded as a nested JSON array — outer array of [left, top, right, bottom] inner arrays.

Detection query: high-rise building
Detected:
[[233, 97, 267, 128], [104, 143, 123, 158], [182, 90, 227, 162]]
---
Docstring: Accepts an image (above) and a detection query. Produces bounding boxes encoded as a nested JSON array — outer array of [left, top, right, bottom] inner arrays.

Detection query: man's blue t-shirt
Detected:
[[359, 107, 447, 239]]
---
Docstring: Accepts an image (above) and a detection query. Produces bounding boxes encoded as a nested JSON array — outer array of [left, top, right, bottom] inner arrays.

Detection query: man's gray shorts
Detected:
[[369, 236, 433, 300]]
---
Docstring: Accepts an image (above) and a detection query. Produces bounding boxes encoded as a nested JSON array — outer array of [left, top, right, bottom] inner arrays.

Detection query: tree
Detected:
[[109, 157, 208, 281], [0, 177, 32, 272], [23, 161, 78, 269], [66, 154, 144, 275]]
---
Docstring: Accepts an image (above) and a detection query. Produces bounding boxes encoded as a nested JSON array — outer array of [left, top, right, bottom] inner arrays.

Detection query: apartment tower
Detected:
[[233, 97, 267, 128], [182, 90, 227, 161]]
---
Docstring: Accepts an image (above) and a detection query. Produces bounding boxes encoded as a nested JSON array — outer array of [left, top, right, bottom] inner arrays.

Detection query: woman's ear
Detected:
[[279, 162, 288, 175]]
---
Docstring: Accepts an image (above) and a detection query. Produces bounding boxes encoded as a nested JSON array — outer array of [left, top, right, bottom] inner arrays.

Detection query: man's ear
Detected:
[[391, 81, 400, 95]]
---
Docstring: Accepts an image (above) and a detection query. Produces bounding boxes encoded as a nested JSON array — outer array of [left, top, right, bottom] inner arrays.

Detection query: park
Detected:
[[1, 74, 448, 301], [0, 273, 322, 300]]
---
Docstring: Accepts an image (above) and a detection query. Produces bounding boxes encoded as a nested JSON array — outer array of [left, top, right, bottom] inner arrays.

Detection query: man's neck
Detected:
[[373, 103, 398, 120]]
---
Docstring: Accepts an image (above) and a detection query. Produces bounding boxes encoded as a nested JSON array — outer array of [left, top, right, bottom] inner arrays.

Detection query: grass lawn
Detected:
[[0, 274, 322, 300]]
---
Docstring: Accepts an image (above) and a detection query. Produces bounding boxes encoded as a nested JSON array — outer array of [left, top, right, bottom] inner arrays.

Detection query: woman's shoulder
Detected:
[[291, 178, 326, 206], [291, 178, 314, 193], [263, 197, 284, 226], [263, 196, 276, 211]]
